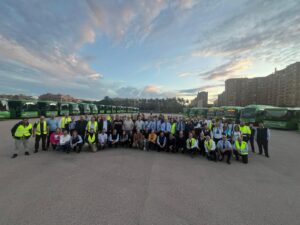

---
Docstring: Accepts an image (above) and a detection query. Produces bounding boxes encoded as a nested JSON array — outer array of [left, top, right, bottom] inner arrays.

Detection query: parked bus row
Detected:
[[0, 99, 139, 119], [184, 105, 300, 131]]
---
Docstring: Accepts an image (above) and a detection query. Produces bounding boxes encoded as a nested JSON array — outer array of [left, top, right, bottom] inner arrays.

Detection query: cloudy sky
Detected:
[[0, 0, 299, 102]]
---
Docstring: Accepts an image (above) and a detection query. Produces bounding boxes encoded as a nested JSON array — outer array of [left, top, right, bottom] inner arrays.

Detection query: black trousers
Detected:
[[149, 142, 156, 150], [257, 140, 269, 156], [220, 150, 232, 163], [35, 134, 47, 151], [188, 147, 197, 158], [249, 138, 255, 152], [72, 143, 83, 153], [207, 151, 217, 161], [234, 150, 248, 164], [47, 131, 55, 148]]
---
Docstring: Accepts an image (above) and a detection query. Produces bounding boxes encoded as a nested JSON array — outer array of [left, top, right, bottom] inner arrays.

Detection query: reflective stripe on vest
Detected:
[[235, 141, 248, 155], [88, 134, 96, 143], [36, 121, 47, 135], [87, 121, 98, 132], [205, 139, 213, 151], [171, 123, 176, 134]]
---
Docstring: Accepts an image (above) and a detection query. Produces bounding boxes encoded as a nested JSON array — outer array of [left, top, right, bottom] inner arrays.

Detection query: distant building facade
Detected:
[[190, 91, 208, 107], [217, 62, 300, 107]]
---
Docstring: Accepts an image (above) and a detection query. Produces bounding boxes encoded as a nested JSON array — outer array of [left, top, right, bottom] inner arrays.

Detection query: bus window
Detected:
[[0, 100, 8, 111]]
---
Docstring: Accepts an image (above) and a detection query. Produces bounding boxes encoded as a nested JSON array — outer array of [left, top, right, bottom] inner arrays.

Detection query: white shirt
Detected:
[[98, 133, 108, 144], [60, 134, 70, 145], [135, 120, 144, 130], [102, 120, 108, 131]]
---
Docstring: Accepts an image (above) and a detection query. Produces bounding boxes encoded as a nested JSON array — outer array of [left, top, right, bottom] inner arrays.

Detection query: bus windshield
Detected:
[[73, 104, 79, 111], [49, 103, 58, 111], [225, 109, 237, 117], [22, 102, 38, 111], [61, 104, 69, 110], [0, 100, 9, 111], [91, 105, 97, 110], [241, 108, 256, 118], [265, 110, 290, 120]]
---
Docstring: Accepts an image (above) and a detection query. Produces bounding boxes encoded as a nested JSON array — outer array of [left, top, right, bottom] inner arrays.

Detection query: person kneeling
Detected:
[[70, 130, 83, 153], [168, 133, 177, 153], [217, 134, 232, 164], [59, 130, 71, 153], [205, 135, 217, 162], [132, 129, 144, 150], [108, 129, 119, 148], [156, 132, 166, 152], [86, 129, 97, 152], [98, 129, 108, 150], [186, 132, 198, 158], [233, 136, 249, 164]]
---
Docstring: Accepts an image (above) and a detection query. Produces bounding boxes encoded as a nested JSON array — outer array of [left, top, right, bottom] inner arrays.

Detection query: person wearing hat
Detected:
[[10, 118, 33, 158], [216, 133, 232, 164]]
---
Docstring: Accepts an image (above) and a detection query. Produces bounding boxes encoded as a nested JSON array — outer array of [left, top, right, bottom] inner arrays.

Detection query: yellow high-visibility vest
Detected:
[[36, 121, 47, 135], [24, 124, 33, 137], [88, 134, 96, 144], [240, 126, 251, 135], [15, 124, 32, 138], [87, 121, 98, 132], [171, 123, 176, 134], [235, 141, 248, 155], [205, 139, 213, 151], [186, 138, 196, 149], [61, 117, 71, 129]]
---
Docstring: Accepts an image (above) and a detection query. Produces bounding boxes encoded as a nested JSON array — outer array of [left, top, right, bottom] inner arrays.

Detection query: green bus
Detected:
[[8, 100, 39, 118], [215, 107, 225, 119], [79, 103, 91, 115], [112, 105, 117, 114], [183, 108, 190, 117], [0, 99, 10, 119], [240, 105, 272, 124], [58, 102, 70, 116], [89, 104, 98, 114], [263, 107, 300, 130], [98, 105, 106, 114], [133, 107, 139, 113], [189, 107, 207, 117], [207, 107, 218, 119], [223, 106, 243, 121], [105, 105, 112, 114], [297, 111, 300, 131], [38, 101, 58, 117], [69, 102, 80, 115]]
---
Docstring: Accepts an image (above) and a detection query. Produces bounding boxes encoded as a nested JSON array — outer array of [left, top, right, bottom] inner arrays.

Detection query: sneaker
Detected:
[[11, 154, 18, 159], [34, 150, 38, 153], [25, 152, 30, 156]]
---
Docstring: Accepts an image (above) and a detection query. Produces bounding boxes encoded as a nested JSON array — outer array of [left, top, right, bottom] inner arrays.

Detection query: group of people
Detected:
[[11, 113, 271, 165]]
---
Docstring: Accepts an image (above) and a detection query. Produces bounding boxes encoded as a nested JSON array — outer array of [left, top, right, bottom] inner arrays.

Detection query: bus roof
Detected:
[[264, 107, 300, 111], [243, 105, 274, 109]]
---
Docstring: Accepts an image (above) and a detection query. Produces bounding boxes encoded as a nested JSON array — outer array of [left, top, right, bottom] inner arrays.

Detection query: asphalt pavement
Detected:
[[0, 119, 299, 225]]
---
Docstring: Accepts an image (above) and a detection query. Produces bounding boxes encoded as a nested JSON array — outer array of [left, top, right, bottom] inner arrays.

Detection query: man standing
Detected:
[[59, 113, 71, 132], [113, 115, 123, 135], [255, 122, 270, 157], [33, 116, 48, 153], [123, 116, 134, 135], [86, 116, 98, 136], [46, 114, 59, 149], [216, 134, 232, 164], [75, 115, 87, 142], [249, 123, 256, 153], [11, 118, 32, 158]]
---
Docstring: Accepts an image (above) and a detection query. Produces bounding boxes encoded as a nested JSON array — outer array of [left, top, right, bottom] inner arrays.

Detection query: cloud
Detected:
[[178, 84, 224, 95], [88, 73, 103, 80], [198, 58, 252, 81], [192, 0, 300, 65], [143, 85, 160, 93], [177, 72, 196, 77]]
